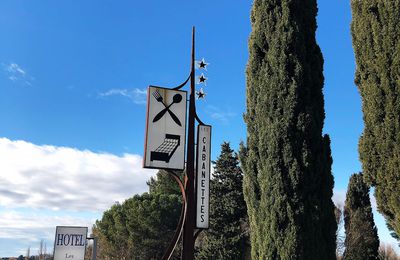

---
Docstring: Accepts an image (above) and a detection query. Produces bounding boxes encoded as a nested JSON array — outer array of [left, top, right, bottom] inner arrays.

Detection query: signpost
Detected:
[[144, 27, 210, 260], [53, 226, 88, 260], [196, 125, 211, 229]]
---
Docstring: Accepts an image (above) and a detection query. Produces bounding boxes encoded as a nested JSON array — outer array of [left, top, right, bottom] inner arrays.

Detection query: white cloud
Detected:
[[0, 209, 96, 256], [205, 105, 236, 124], [332, 189, 346, 207], [0, 137, 156, 212], [0, 210, 94, 242], [99, 88, 147, 104], [2, 62, 33, 86], [0, 137, 157, 256]]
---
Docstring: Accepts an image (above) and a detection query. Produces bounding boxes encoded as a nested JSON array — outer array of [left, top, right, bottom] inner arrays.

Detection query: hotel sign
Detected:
[[53, 226, 87, 260], [196, 124, 211, 228]]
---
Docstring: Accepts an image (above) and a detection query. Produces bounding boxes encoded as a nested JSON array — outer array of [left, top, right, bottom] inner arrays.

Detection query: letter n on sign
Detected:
[[196, 124, 211, 229]]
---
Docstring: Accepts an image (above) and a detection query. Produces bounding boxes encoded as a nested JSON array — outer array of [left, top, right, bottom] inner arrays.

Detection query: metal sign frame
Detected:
[[143, 86, 187, 171], [195, 124, 211, 229]]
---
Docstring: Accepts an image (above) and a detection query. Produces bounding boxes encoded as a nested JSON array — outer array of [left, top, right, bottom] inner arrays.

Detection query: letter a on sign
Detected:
[[196, 124, 211, 228], [143, 86, 187, 170]]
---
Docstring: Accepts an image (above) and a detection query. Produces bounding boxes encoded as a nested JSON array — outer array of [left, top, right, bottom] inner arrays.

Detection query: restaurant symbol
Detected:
[[152, 90, 183, 126]]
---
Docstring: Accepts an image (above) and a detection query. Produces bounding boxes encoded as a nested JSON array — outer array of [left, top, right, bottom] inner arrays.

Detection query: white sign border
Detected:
[[143, 86, 188, 171]]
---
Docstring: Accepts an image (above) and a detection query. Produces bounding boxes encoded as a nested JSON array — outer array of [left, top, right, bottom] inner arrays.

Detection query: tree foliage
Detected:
[[240, 0, 336, 258], [147, 170, 181, 196], [350, 0, 400, 240], [197, 142, 248, 259], [343, 173, 379, 260], [93, 170, 183, 259]]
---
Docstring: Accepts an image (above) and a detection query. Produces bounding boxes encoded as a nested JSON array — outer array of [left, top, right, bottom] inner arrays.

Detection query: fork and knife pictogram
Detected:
[[152, 90, 183, 126]]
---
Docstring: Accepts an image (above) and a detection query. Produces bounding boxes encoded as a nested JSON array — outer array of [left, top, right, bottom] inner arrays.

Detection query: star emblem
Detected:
[[196, 88, 206, 99], [197, 73, 208, 85], [196, 58, 209, 70]]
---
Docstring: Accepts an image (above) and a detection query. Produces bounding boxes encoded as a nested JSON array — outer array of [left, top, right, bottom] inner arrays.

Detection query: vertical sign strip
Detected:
[[196, 125, 211, 229]]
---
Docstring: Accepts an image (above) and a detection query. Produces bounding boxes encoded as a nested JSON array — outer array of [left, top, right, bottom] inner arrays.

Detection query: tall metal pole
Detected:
[[91, 237, 97, 260], [182, 26, 196, 260]]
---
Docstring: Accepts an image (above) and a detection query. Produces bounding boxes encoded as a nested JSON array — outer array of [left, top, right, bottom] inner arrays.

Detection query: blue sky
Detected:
[[0, 0, 397, 257]]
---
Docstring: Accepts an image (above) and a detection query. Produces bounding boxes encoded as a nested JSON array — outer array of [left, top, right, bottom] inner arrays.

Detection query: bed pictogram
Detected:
[[150, 134, 181, 163]]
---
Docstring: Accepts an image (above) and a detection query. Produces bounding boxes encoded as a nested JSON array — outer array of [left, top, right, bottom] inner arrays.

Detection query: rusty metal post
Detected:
[[182, 26, 196, 260], [161, 172, 187, 260]]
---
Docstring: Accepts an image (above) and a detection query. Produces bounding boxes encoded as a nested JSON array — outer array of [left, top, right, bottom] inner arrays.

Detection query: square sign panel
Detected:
[[144, 86, 187, 170], [53, 226, 87, 260]]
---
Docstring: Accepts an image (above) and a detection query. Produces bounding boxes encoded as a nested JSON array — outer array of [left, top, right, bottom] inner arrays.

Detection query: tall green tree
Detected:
[[351, 0, 400, 239], [240, 0, 336, 258], [93, 170, 183, 259], [197, 142, 248, 259], [343, 173, 379, 260]]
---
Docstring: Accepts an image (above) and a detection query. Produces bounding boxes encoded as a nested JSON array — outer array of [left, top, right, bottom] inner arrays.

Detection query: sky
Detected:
[[0, 0, 398, 257]]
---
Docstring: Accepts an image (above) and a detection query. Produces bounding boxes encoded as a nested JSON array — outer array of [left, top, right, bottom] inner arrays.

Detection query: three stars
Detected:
[[196, 58, 209, 100]]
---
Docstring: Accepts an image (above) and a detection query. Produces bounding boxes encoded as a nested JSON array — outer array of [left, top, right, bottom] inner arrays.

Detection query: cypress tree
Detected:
[[350, 0, 400, 239], [343, 173, 379, 260], [240, 0, 336, 258], [197, 142, 248, 259]]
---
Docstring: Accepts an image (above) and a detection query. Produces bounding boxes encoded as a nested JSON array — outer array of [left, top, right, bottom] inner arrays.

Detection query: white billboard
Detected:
[[53, 226, 88, 260], [143, 86, 187, 170], [196, 124, 211, 228]]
